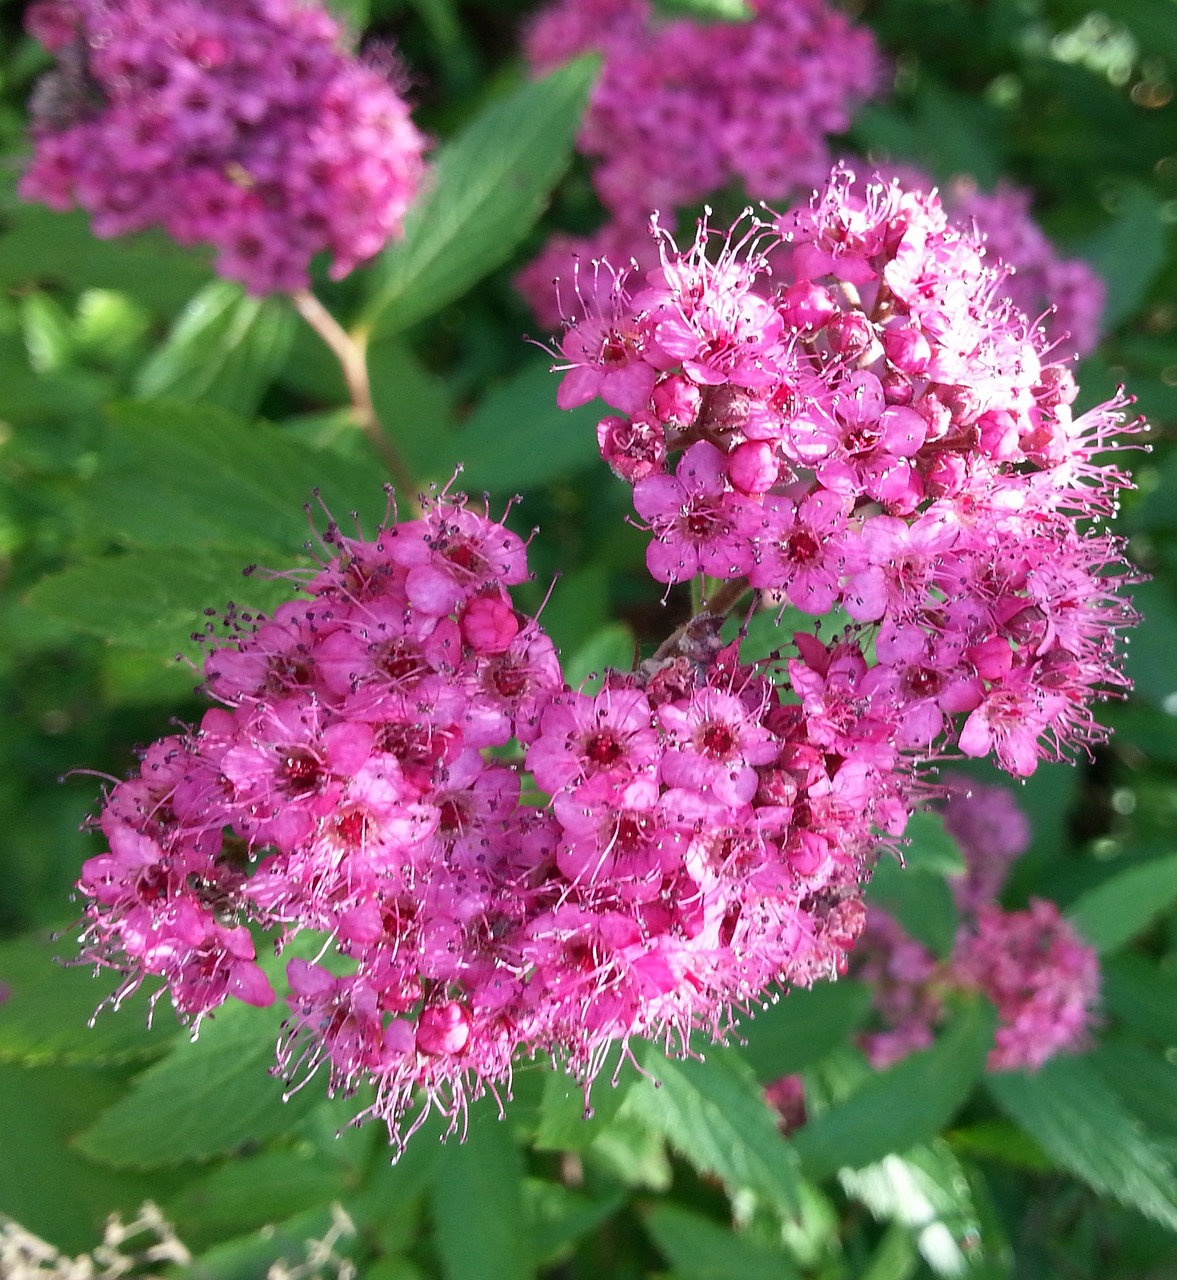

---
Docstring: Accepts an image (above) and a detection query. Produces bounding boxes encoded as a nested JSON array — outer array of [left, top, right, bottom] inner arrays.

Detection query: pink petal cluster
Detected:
[[853, 783, 1099, 1073], [22, 0, 426, 294], [79, 492, 919, 1148], [947, 180, 1106, 357], [517, 0, 880, 326], [872, 164, 1106, 356], [552, 166, 1142, 779]]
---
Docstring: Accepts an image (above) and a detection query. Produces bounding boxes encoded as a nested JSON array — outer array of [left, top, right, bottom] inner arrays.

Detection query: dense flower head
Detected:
[[869, 164, 1107, 356], [517, 0, 880, 325], [78, 491, 922, 1149], [853, 783, 1099, 1073], [551, 165, 1143, 779], [22, 0, 427, 293]]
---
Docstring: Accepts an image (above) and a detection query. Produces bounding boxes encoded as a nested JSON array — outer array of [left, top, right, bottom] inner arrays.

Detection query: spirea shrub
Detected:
[[76, 165, 1140, 1151], [22, 0, 427, 294]]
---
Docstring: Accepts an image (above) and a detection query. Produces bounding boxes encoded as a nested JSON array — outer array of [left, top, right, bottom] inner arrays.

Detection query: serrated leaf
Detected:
[[134, 281, 296, 417], [792, 1001, 994, 1180], [25, 546, 299, 650], [840, 1142, 982, 1278], [363, 58, 597, 336], [642, 1202, 800, 1280], [1091, 1040, 1177, 1141], [1067, 854, 1177, 954], [445, 355, 602, 492], [0, 934, 176, 1067], [624, 1044, 803, 1217], [74, 1000, 321, 1168], [735, 979, 872, 1082], [430, 1102, 534, 1280], [988, 1055, 1177, 1232], [83, 398, 390, 557]]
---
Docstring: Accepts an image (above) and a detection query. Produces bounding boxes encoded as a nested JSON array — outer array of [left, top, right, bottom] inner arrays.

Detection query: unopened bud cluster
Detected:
[[23, 0, 426, 293]]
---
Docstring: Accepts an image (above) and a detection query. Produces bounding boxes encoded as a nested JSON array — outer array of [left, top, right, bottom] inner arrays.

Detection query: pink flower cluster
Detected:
[[79, 492, 915, 1146], [517, 0, 880, 326], [553, 167, 1141, 779], [853, 783, 1099, 1073], [877, 166, 1107, 356], [22, 0, 426, 294]]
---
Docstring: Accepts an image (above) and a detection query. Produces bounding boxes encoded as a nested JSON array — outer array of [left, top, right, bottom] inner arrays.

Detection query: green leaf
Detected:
[[792, 1000, 995, 1180], [523, 1180, 623, 1267], [735, 979, 873, 1082], [652, 0, 753, 19], [987, 1055, 1177, 1232], [563, 623, 637, 692], [0, 202, 211, 314], [1090, 1040, 1177, 1141], [363, 58, 597, 336], [534, 1059, 635, 1151], [164, 1148, 346, 1250], [0, 1062, 187, 1254], [642, 1203, 801, 1280], [430, 1102, 534, 1280], [867, 855, 959, 958], [1078, 184, 1168, 329], [858, 1223, 919, 1280], [445, 356, 602, 492], [25, 546, 298, 650], [624, 1044, 803, 1217], [366, 332, 458, 482], [134, 281, 296, 418], [74, 1000, 322, 1168], [82, 398, 390, 558], [0, 934, 177, 1067], [1102, 952, 1177, 1045], [902, 811, 965, 876], [840, 1142, 983, 1278], [1066, 854, 1177, 954]]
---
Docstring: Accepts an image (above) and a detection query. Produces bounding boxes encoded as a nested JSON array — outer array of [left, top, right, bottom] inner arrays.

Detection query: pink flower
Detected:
[[22, 0, 426, 293]]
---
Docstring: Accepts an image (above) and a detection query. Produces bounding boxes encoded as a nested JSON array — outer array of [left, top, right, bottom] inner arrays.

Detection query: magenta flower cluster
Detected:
[[22, 0, 426, 294], [875, 165, 1107, 356], [853, 783, 1099, 1072], [554, 167, 1140, 779], [517, 0, 879, 326], [79, 491, 911, 1146], [947, 180, 1106, 357]]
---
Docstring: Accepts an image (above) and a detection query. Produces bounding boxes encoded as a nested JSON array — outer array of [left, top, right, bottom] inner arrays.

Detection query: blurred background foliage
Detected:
[[1, 0, 1177, 1276]]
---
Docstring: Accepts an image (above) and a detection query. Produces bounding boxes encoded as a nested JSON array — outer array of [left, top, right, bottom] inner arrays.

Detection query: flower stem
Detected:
[[652, 577, 755, 661], [291, 290, 417, 499]]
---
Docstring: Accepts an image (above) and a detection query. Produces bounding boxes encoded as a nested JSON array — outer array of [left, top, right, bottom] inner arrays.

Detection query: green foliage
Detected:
[[988, 1056, 1177, 1231], [792, 1001, 995, 1180], [74, 1001, 323, 1168], [623, 1044, 803, 1217], [363, 58, 598, 337]]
